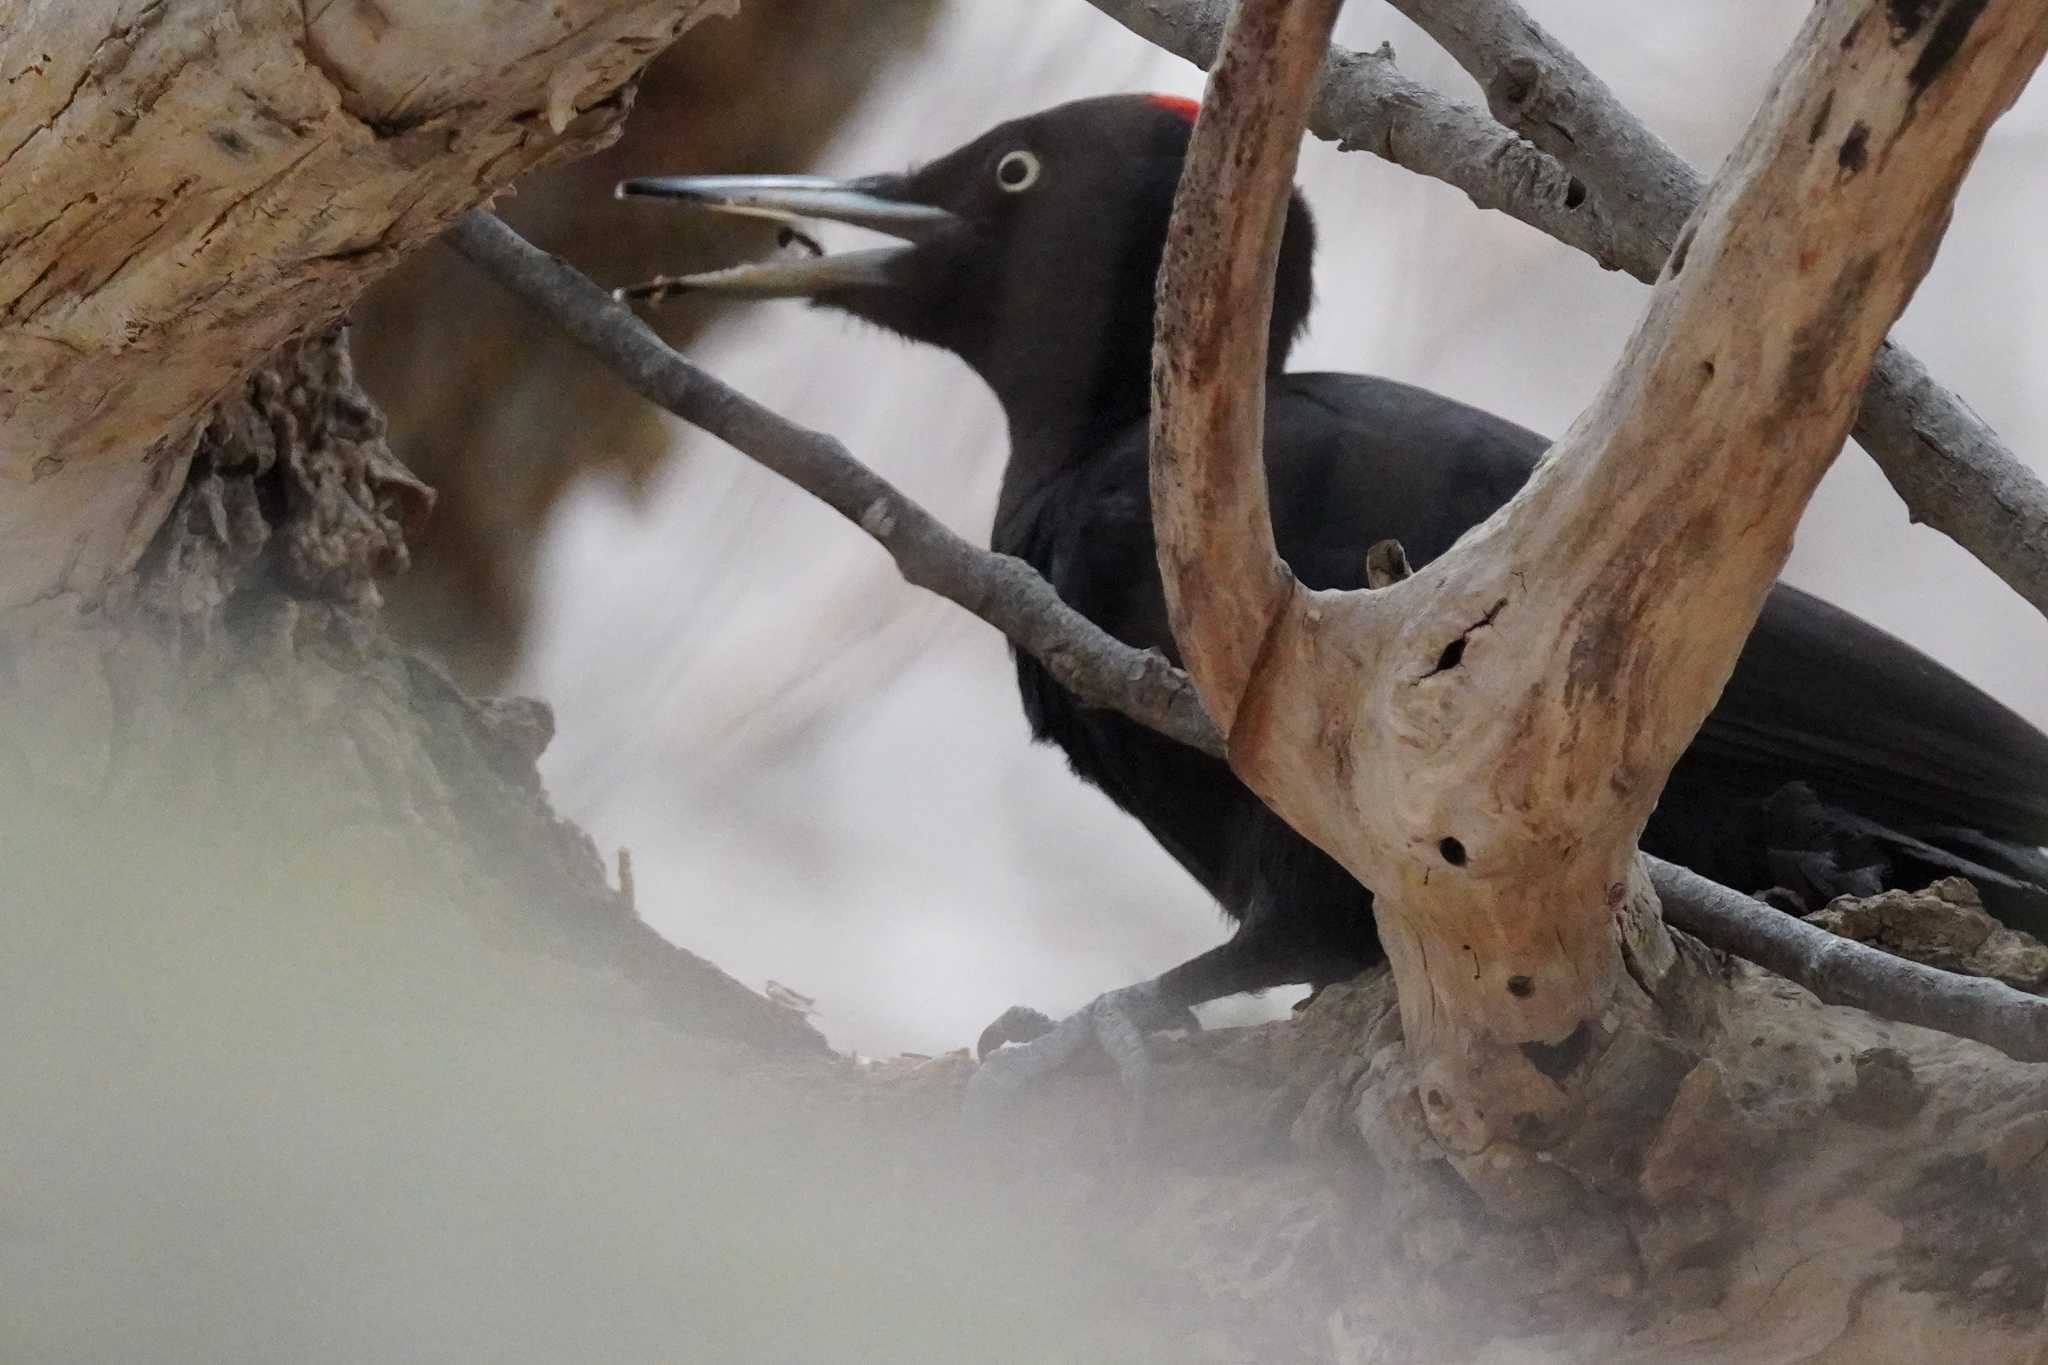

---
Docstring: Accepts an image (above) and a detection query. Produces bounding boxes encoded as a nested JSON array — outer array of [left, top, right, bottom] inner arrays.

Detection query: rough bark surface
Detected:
[[0, 0, 726, 611]]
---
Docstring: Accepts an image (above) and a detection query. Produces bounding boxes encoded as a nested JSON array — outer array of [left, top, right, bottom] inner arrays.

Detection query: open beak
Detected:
[[612, 174, 957, 303]]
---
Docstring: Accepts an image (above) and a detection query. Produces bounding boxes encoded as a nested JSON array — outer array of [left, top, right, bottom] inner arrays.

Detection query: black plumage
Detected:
[[620, 94, 2048, 1029]]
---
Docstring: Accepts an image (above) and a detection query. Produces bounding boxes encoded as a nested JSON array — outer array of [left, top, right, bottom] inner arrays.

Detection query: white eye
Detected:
[[995, 149, 1042, 193]]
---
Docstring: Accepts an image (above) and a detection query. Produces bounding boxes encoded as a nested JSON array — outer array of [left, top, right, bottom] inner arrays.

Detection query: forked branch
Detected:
[[1149, 0, 2048, 1200]]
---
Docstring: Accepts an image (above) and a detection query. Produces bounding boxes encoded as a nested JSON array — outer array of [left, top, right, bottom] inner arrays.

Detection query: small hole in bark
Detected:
[[1838, 121, 1870, 175], [1434, 638, 1466, 672], [1439, 837, 1467, 866], [1521, 1021, 1595, 1082], [1700, 359, 1716, 380], [1425, 1088, 1449, 1111], [1507, 975, 1534, 998], [1563, 176, 1587, 209]]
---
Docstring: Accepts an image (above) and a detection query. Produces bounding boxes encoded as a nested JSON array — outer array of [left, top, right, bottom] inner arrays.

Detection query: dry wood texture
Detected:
[[0, 0, 726, 610], [1153, 0, 2048, 1209]]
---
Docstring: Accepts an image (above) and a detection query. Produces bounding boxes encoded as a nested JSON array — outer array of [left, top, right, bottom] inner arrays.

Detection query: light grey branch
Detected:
[[1382, 0, 1700, 265], [446, 209, 2048, 1068], [442, 211, 1219, 756], [1092, 0, 1635, 272], [1086, 0, 2048, 622], [1652, 858, 2048, 1063]]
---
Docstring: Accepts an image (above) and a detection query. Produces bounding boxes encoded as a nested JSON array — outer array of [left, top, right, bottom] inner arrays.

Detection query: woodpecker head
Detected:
[[616, 94, 1316, 438]]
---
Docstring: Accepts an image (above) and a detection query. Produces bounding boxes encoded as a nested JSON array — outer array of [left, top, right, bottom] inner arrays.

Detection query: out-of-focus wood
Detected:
[[352, 0, 941, 683], [0, 0, 730, 611]]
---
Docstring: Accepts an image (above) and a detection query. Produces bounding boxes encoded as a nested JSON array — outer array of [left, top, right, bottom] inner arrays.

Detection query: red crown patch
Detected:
[[1146, 93, 1200, 122]]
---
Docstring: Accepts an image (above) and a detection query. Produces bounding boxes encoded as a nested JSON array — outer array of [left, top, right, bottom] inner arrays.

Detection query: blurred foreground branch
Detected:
[[1086, 0, 2048, 622], [446, 208, 2048, 1067]]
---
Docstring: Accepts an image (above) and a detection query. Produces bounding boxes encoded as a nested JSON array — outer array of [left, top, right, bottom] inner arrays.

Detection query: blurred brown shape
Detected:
[[352, 0, 940, 685]]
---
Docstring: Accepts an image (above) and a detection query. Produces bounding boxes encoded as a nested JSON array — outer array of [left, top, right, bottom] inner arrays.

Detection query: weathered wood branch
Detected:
[[450, 209, 2048, 1070], [1086, 0, 1634, 271], [0, 0, 725, 611], [1153, 0, 2048, 1211], [1087, 0, 2048, 623], [1391, 0, 2048, 624], [1383, 0, 1701, 266], [1147, 0, 1340, 732]]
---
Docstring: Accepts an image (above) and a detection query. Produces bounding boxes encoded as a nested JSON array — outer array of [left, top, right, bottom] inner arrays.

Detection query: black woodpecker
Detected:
[[616, 93, 2048, 1062]]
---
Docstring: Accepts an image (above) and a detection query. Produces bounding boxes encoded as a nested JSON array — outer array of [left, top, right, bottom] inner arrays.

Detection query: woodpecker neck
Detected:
[[980, 185, 1315, 536]]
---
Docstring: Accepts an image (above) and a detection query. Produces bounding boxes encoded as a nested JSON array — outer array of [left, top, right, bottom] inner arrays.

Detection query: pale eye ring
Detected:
[[995, 149, 1042, 193]]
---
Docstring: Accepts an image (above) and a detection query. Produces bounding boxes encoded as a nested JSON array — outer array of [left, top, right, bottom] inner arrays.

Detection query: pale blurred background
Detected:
[[400, 1, 2048, 1057]]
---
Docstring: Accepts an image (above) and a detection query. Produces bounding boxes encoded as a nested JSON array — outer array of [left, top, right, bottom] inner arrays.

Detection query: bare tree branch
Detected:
[[1087, 0, 2048, 623], [449, 209, 2048, 1070], [1091, 0, 1635, 272], [1149, 0, 1339, 732], [1382, 0, 1701, 263], [441, 211, 1219, 756], [1146, 0, 2047, 1208]]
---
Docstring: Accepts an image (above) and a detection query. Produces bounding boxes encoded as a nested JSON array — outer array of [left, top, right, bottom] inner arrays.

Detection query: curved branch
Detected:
[[1148, 0, 1339, 735], [452, 210, 2048, 1070], [1088, 0, 2048, 623]]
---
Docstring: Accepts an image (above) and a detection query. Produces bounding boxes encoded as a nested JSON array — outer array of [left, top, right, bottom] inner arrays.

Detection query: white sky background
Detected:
[[517, 1, 2048, 1058]]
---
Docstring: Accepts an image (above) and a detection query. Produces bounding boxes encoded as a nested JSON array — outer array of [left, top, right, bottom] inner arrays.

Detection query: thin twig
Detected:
[[1086, 0, 2048, 623], [1094, 0, 1635, 272], [447, 209, 2048, 1067], [442, 211, 1219, 757]]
